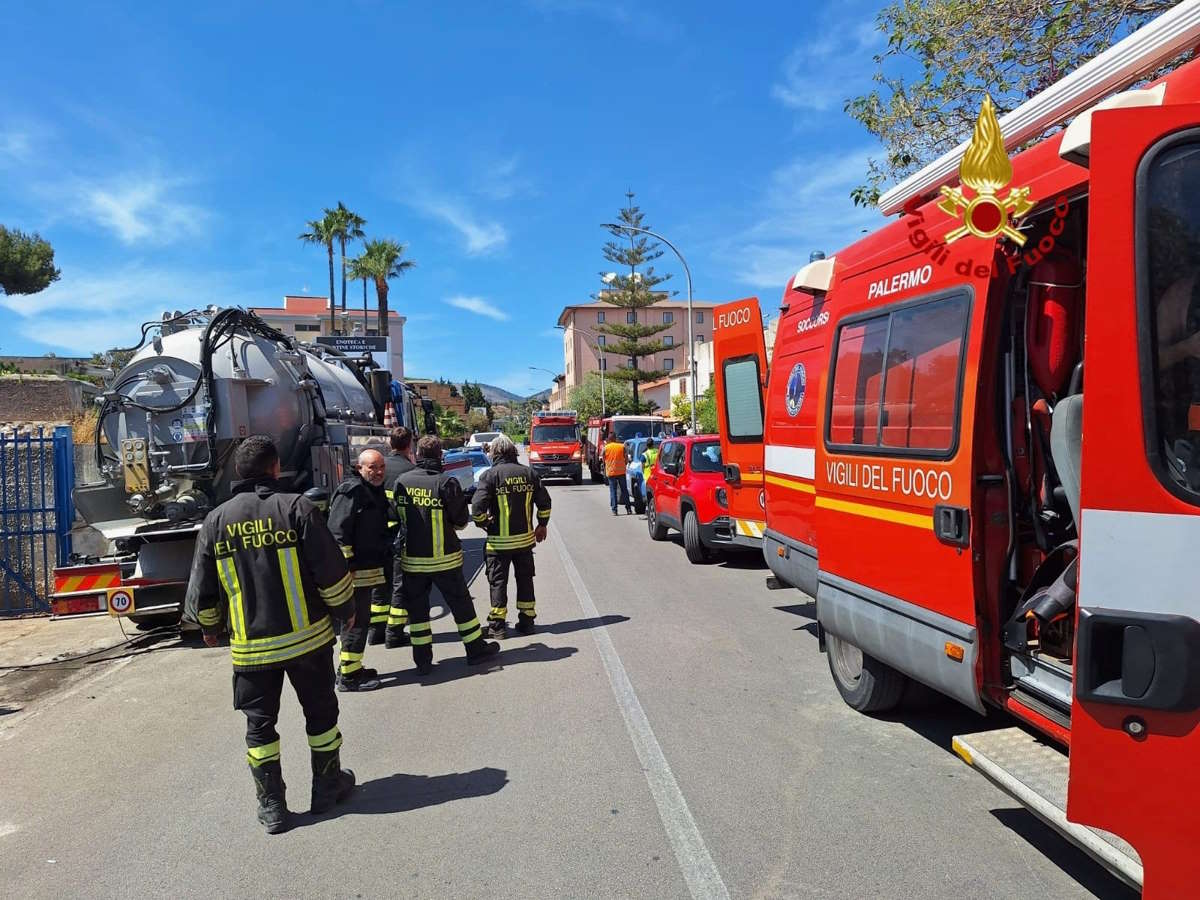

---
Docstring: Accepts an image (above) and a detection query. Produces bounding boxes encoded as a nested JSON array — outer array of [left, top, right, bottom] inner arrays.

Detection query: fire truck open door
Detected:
[[713, 298, 767, 546], [1069, 103, 1200, 898]]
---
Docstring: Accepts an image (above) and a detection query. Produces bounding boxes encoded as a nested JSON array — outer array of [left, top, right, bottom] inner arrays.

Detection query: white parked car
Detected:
[[465, 431, 502, 450]]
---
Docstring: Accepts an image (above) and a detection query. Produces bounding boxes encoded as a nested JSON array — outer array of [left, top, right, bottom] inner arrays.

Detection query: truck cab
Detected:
[[528, 410, 583, 483], [716, 17, 1200, 894]]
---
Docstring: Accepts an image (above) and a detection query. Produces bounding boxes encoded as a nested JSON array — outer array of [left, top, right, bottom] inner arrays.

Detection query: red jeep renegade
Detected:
[[644, 435, 737, 563]]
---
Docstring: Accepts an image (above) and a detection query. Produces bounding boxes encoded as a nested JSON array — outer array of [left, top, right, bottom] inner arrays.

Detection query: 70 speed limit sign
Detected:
[[106, 588, 135, 616]]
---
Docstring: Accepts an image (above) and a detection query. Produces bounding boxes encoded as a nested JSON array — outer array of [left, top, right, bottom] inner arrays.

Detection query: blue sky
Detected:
[[0, 0, 890, 395]]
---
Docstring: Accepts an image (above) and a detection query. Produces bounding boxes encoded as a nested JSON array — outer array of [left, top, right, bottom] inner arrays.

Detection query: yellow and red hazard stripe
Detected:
[[54, 567, 121, 595]]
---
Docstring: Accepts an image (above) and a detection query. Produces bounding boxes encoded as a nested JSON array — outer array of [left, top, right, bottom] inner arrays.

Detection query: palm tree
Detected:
[[298, 214, 338, 333], [356, 239, 416, 337], [327, 202, 366, 313]]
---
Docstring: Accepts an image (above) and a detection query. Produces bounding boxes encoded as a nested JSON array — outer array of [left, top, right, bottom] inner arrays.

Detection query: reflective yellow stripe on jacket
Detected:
[[486, 533, 535, 552], [276, 547, 310, 631], [353, 566, 386, 588], [217, 556, 246, 641], [230, 618, 335, 669], [400, 550, 464, 573], [319, 571, 354, 608]]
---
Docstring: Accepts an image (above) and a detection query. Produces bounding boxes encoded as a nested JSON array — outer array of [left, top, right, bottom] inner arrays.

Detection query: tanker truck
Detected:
[[50, 306, 435, 626]]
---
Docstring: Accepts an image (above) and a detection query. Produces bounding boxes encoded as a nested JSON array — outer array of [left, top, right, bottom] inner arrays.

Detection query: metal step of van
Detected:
[[952, 727, 1142, 892]]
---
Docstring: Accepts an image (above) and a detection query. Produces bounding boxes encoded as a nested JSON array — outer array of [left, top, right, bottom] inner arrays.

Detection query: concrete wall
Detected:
[[0, 376, 86, 424]]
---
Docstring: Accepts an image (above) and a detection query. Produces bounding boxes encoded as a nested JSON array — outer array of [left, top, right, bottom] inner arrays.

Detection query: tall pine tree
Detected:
[[596, 192, 675, 409]]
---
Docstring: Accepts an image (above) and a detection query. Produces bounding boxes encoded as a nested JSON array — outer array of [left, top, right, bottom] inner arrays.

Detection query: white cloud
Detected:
[[416, 197, 508, 255], [1, 264, 258, 355], [475, 155, 531, 201], [445, 295, 510, 321], [771, 15, 881, 113], [0, 129, 34, 164], [725, 148, 885, 290], [76, 174, 209, 245]]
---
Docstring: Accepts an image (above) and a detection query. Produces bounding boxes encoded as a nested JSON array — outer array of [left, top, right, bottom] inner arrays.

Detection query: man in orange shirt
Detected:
[[603, 435, 632, 515]]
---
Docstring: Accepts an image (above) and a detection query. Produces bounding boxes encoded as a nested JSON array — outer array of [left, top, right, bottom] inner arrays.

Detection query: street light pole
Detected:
[[557, 323, 605, 417], [528, 365, 562, 411], [601, 223, 696, 434]]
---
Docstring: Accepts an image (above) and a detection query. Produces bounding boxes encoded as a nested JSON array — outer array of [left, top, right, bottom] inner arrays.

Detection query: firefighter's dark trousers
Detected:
[[233, 644, 342, 767], [385, 563, 408, 641], [485, 549, 536, 624], [338, 585, 374, 676], [403, 568, 485, 666], [369, 555, 392, 632]]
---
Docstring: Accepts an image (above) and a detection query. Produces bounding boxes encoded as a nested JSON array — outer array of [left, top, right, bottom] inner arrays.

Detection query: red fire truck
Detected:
[[713, 7, 1200, 895], [528, 410, 584, 483]]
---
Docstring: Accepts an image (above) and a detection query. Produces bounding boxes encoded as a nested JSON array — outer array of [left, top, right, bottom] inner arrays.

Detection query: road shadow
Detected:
[[459, 536, 486, 587], [0, 705, 18, 717], [294, 767, 509, 827], [423, 613, 630, 644], [375, 642, 578, 688], [989, 808, 1137, 899], [774, 601, 820, 639], [715, 552, 767, 570]]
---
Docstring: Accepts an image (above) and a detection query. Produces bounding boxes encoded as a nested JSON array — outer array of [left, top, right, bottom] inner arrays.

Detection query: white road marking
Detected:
[[549, 524, 731, 900]]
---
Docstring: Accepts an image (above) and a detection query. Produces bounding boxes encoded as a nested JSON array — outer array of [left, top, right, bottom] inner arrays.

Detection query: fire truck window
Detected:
[[532, 424, 578, 442], [879, 296, 969, 452], [829, 316, 888, 445], [722, 356, 764, 442], [1143, 139, 1200, 501]]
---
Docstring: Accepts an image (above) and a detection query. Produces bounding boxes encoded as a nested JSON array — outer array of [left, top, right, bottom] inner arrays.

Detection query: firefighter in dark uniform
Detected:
[[380, 427, 418, 648], [391, 434, 500, 675], [471, 433, 552, 638], [327, 448, 391, 692], [185, 435, 357, 834]]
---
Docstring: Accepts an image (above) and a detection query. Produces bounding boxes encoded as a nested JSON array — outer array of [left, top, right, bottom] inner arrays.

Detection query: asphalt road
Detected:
[[0, 472, 1134, 899]]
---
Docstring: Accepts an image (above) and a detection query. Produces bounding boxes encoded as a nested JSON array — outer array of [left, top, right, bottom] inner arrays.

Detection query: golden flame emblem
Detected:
[[938, 95, 1033, 245]]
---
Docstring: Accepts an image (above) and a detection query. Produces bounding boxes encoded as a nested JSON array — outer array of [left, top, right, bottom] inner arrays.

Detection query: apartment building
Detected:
[[249, 295, 406, 378], [556, 299, 719, 392]]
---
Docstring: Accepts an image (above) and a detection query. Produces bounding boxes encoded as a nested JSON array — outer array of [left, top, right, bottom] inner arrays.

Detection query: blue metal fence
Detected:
[[0, 426, 74, 616]]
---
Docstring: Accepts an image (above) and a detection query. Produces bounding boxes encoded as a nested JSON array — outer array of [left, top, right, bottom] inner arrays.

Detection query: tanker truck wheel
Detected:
[[825, 632, 906, 713]]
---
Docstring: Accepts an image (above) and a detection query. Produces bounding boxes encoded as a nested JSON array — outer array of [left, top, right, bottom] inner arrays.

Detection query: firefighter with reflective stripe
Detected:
[[380, 427, 418, 649], [185, 435, 357, 834], [471, 433, 551, 638], [327, 448, 391, 692], [392, 434, 499, 675]]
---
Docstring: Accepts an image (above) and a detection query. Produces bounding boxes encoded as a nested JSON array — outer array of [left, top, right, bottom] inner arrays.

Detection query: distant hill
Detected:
[[473, 382, 525, 404], [526, 388, 551, 403]]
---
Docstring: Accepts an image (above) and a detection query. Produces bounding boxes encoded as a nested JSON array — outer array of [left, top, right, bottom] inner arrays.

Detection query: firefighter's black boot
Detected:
[[250, 761, 291, 834], [516, 615, 536, 636], [483, 620, 507, 640], [310, 748, 356, 814], [385, 627, 409, 649], [367, 624, 386, 646], [465, 636, 501, 666], [413, 643, 434, 676]]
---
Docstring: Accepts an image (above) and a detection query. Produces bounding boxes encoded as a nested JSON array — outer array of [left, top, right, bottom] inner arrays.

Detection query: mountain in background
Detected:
[[472, 382, 523, 404]]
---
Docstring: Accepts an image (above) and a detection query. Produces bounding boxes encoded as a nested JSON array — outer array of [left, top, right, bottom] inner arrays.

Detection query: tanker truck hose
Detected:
[[94, 308, 296, 472]]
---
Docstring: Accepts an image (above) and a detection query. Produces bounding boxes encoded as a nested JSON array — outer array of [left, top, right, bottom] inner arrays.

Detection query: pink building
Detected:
[[249, 295, 406, 378], [556, 299, 719, 392]]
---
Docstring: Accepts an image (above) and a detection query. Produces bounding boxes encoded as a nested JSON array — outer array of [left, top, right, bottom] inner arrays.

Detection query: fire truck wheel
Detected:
[[572, 472, 583, 485], [825, 632, 907, 713], [647, 496, 668, 541], [682, 511, 710, 564]]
